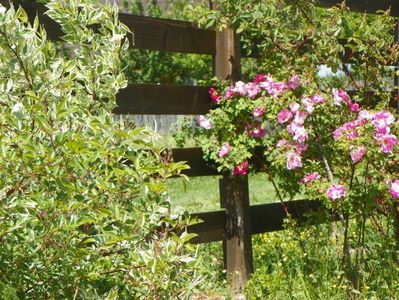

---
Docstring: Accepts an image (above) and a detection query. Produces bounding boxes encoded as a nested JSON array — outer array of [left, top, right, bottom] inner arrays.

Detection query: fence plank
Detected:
[[1, 0, 63, 40], [114, 84, 211, 115], [188, 200, 325, 244], [219, 175, 253, 294], [114, 87, 397, 116], [4, 1, 398, 60], [118, 13, 216, 54], [3, 0, 216, 55], [171, 148, 220, 176]]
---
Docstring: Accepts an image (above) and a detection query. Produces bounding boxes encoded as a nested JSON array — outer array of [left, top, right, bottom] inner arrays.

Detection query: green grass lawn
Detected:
[[167, 173, 280, 213]]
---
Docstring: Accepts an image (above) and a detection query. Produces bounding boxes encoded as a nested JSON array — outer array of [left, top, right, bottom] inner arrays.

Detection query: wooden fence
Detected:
[[2, 0, 399, 296]]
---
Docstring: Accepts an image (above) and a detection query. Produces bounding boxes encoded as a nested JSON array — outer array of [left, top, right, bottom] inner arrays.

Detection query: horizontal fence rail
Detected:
[[3, 0, 399, 61], [169, 147, 267, 177], [1, 0, 216, 54], [116, 87, 397, 116], [188, 199, 326, 244], [118, 13, 216, 55], [114, 84, 211, 115]]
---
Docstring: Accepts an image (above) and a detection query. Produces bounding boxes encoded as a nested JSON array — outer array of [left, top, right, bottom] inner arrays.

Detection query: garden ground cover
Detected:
[[168, 173, 280, 213]]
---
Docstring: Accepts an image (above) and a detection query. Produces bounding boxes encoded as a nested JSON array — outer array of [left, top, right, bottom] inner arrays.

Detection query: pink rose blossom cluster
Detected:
[[277, 139, 308, 154], [246, 122, 267, 138], [333, 119, 362, 141], [277, 138, 308, 170], [226, 74, 301, 100], [334, 110, 397, 154], [332, 89, 360, 112], [276, 97, 314, 169], [301, 93, 326, 114]]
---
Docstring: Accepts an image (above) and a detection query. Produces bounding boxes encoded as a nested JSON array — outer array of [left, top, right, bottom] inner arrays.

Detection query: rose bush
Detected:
[[197, 73, 398, 203], [193, 72, 399, 288]]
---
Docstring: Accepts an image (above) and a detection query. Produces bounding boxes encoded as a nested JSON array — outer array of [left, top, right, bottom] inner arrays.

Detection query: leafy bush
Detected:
[[0, 1, 200, 298], [247, 221, 399, 299]]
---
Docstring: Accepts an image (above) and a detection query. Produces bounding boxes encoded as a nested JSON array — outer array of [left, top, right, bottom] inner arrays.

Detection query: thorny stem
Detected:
[[310, 116, 342, 251], [269, 174, 289, 215], [342, 164, 356, 282], [311, 116, 333, 182]]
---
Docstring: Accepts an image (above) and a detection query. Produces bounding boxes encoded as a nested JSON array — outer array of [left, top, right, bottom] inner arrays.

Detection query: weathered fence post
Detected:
[[219, 175, 253, 296], [212, 6, 252, 295]]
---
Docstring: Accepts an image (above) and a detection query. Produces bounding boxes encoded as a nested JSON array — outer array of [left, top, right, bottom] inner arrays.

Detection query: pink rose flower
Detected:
[[246, 122, 267, 138], [245, 82, 261, 98], [293, 111, 307, 125], [286, 151, 302, 170], [259, 76, 274, 90], [233, 161, 249, 176], [277, 109, 293, 124], [233, 81, 247, 96], [332, 89, 349, 106], [253, 106, 266, 118], [269, 82, 286, 98], [198, 115, 212, 130], [277, 139, 288, 148], [373, 111, 395, 134], [326, 184, 346, 201], [376, 134, 398, 153], [218, 142, 231, 158], [293, 142, 308, 155], [301, 172, 321, 184], [389, 180, 399, 199], [251, 127, 267, 138], [289, 102, 300, 113], [301, 97, 314, 114], [224, 87, 235, 99], [310, 93, 326, 104], [209, 87, 222, 103], [254, 74, 268, 83], [287, 123, 308, 143], [286, 75, 301, 90], [350, 146, 366, 163], [358, 110, 373, 125], [333, 120, 361, 141], [349, 102, 360, 112]]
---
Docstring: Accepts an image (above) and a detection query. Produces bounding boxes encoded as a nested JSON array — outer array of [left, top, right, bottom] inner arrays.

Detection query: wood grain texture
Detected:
[[171, 148, 220, 176], [219, 175, 252, 294], [114, 84, 211, 115], [114, 86, 398, 116], [118, 13, 216, 54], [188, 200, 326, 244], [213, 26, 242, 81]]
